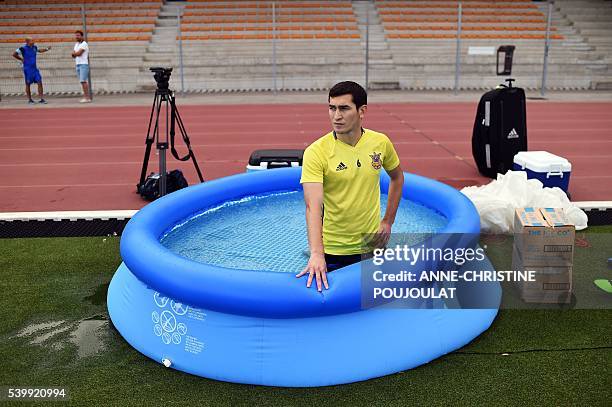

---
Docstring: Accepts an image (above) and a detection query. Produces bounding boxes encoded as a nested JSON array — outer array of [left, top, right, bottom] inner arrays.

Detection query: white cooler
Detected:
[[513, 151, 572, 192]]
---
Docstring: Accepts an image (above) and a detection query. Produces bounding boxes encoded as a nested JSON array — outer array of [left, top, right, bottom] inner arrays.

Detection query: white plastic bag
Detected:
[[460, 171, 588, 233]]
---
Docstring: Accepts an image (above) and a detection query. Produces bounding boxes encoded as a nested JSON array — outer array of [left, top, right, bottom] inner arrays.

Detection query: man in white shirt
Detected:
[[72, 30, 91, 103]]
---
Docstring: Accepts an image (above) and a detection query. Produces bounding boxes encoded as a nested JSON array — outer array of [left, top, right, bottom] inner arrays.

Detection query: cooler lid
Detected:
[[513, 151, 572, 172]]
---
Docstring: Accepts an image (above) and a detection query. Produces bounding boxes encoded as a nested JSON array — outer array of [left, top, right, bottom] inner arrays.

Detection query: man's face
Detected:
[[328, 94, 366, 135], [25, 38, 33, 46], [75, 32, 83, 42]]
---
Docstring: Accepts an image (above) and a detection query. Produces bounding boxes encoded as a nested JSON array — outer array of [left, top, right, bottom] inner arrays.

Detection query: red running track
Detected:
[[1, 101, 611, 212]]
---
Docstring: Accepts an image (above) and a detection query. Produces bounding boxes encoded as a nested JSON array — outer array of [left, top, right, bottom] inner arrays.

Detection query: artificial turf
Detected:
[[0, 234, 610, 406]]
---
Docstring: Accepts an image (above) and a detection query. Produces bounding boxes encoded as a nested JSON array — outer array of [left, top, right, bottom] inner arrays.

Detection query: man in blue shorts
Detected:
[[72, 30, 91, 103], [12, 36, 51, 104]]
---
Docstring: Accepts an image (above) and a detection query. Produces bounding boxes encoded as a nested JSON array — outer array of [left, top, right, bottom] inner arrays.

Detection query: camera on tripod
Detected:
[[149, 67, 172, 91], [137, 67, 204, 201]]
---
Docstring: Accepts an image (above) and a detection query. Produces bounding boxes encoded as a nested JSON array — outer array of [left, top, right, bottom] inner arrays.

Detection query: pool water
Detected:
[[161, 191, 447, 273]]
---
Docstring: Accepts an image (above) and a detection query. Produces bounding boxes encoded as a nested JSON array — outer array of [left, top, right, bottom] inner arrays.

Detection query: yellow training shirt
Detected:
[[300, 128, 400, 255]]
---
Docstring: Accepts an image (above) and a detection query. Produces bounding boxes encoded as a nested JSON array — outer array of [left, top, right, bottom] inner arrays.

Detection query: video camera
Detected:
[[149, 67, 172, 91]]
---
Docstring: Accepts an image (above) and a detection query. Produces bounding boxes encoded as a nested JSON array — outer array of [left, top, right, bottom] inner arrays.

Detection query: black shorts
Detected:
[[324, 252, 373, 272]]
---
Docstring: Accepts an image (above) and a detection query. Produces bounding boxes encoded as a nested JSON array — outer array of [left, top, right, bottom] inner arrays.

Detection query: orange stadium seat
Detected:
[[384, 32, 563, 40], [1, 0, 360, 43], [379, 0, 560, 43], [377, 2, 536, 9]]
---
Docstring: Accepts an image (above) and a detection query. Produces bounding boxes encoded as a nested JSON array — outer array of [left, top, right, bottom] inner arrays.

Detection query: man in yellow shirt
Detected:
[[297, 81, 404, 291]]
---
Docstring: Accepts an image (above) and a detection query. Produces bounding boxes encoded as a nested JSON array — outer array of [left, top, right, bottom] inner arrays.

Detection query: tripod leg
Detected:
[[171, 97, 205, 182], [158, 96, 169, 197], [138, 92, 162, 188]]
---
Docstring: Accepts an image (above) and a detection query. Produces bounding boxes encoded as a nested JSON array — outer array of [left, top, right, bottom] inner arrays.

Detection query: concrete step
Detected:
[[368, 81, 400, 90], [154, 27, 178, 33], [578, 28, 612, 36], [575, 21, 612, 29], [150, 40, 177, 46], [156, 56, 365, 66], [352, 0, 395, 71], [143, 56, 174, 63], [144, 50, 363, 58], [395, 74, 594, 89], [146, 45, 177, 52], [367, 50, 394, 58], [592, 80, 612, 90], [151, 36, 176, 42], [367, 59, 395, 65], [152, 75, 366, 91], [392, 64, 592, 75], [157, 19, 178, 27], [566, 14, 612, 22]]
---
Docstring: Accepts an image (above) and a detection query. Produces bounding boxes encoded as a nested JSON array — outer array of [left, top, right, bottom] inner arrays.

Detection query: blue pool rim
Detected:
[[120, 167, 481, 319]]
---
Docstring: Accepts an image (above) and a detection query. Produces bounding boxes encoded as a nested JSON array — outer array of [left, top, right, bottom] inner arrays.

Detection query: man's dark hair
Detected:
[[75, 30, 84, 36], [328, 81, 367, 110]]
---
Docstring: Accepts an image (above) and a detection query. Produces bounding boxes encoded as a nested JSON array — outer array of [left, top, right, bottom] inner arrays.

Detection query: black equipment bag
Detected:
[[472, 79, 528, 178], [137, 169, 188, 201]]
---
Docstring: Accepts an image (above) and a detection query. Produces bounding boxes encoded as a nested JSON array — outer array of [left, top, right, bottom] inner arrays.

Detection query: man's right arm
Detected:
[[12, 51, 22, 62], [296, 182, 329, 291]]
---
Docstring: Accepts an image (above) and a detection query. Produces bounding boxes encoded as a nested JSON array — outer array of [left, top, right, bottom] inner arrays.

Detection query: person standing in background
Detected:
[[12, 36, 50, 104], [72, 30, 91, 103]]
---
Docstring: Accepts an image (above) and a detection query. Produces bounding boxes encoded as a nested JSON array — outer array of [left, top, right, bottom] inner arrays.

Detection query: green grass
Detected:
[[0, 234, 610, 406]]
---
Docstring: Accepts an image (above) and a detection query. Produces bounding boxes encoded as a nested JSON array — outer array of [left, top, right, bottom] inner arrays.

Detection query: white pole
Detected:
[[365, 4, 369, 89], [454, 2, 462, 95], [272, 2, 277, 93], [81, 4, 93, 100], [177, 7, 185, 93], [541, 1, 553, 97]]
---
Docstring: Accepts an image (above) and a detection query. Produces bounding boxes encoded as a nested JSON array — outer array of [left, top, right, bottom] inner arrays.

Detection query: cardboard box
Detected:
[[513, 208, 575, 268], [512, 246, 572, 304], [512, 208, 575, 303]]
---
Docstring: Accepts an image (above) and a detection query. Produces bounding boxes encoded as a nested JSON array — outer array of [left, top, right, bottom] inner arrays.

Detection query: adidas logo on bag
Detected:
[[507, 128, 519, 139], [336, 162, 347, 171]]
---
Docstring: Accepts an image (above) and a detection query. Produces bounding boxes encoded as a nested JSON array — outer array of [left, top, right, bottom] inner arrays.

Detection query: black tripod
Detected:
[[137, 68, 203, 198]]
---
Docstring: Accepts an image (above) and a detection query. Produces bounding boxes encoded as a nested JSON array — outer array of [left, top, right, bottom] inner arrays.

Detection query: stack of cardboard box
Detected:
[[512, 208, 575, 303]]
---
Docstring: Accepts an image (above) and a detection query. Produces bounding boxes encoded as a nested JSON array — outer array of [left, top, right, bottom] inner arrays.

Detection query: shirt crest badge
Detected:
[[369, 152, 382, 170]]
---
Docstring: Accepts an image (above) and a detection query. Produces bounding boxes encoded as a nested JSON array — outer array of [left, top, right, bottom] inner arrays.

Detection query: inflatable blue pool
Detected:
[[108, 167, 500, 387]]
